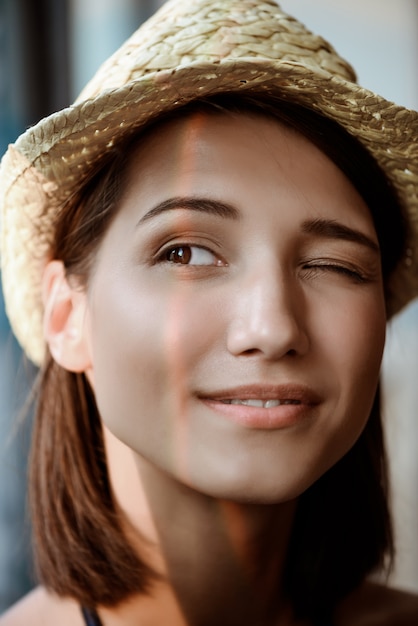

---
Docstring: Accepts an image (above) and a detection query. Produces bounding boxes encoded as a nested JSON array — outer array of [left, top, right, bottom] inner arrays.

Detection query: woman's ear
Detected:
[[42, 260, 92, 373]]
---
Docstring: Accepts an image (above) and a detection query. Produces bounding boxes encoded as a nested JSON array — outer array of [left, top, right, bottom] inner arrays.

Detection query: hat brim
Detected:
[[1, 58, 418, 364]]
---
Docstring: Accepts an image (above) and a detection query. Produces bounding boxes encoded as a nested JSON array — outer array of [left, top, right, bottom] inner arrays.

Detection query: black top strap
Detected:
[[80, 606, 104, 626]]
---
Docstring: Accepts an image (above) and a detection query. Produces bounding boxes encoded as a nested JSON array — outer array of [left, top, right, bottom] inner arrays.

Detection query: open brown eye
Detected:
[[167, 246, 192, 264]]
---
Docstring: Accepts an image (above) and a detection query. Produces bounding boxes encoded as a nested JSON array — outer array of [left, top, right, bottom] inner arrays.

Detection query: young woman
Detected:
[[0, 1, 418, 624]]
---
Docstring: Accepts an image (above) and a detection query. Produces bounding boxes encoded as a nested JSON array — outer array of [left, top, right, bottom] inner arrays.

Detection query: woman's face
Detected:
[[80, 111, 386, 503]]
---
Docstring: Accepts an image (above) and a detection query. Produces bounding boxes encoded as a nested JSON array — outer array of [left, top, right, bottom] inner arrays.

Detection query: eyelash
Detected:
[[155, 244, 224, 267], [302, 262, 368, 283], [154, 245, 369, 284]]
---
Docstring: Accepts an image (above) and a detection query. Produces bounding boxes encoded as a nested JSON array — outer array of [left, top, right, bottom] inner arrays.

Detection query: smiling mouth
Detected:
[[220, 399, 302, 408], [200, 387, 317, 429], [200, 383, 320, 406], [197, 383, 321, 425]]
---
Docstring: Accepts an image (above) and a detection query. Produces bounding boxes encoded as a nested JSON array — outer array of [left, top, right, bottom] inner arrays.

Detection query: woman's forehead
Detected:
[[113, 109, 375, 239]]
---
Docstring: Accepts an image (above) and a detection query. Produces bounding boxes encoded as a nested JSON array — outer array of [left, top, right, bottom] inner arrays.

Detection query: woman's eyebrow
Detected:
[[137, 196, 241, 225], [301, 218, 380, 253]]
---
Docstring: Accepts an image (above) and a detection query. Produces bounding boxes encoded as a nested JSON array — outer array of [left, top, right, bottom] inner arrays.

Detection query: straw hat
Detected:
[[1, 0, 417, 365]]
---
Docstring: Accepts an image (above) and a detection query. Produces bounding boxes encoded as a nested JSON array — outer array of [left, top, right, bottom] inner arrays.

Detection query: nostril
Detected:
[[241, 347, 261, 356]]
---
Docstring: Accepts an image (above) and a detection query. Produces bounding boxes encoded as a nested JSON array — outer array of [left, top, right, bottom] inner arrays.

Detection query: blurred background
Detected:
[[0, 0, 417, 613]]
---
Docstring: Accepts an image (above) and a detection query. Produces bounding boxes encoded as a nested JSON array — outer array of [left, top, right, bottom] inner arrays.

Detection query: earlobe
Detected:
[[42, 260, 92, 373]]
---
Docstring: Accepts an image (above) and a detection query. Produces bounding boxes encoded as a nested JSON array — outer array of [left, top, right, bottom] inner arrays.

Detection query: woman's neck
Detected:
[[103, 428, 298, 626], [137, 456, 297, 626]]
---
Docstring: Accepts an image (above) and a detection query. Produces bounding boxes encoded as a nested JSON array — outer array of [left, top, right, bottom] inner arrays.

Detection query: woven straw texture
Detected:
[[1, 0, 418, 364]]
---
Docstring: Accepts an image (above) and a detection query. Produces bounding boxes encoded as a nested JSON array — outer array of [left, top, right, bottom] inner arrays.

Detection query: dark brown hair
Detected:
[[29, 92, 406, 619]]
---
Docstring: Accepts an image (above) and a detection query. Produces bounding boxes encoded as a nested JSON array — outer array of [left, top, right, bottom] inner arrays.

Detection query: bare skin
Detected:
[[2, 113, 418, 625], [2, 527, 418, 626], [100, 430, 297, 626], [132, 455, 296, 625], [2, 432, 418, 626], [4, 581, 418, 626]]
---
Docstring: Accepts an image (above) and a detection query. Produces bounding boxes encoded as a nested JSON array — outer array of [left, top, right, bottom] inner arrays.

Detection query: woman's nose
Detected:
[[226, 268, 309, 360]]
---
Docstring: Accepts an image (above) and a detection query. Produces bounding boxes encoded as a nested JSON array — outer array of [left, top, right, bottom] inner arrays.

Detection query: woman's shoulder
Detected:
[[0, 586, 84, 626], [2, 582, 417, 626], [335, 580, 418, 625]]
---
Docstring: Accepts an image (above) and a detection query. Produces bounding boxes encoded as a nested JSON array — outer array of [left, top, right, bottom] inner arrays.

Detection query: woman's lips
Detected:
[[198, 384, 321, 430]]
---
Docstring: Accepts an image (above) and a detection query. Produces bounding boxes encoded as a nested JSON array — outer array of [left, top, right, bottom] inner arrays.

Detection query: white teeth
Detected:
[[264, 399, 280, 408], [222, 399, 301, 408], [230, 399, 264, 407]]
